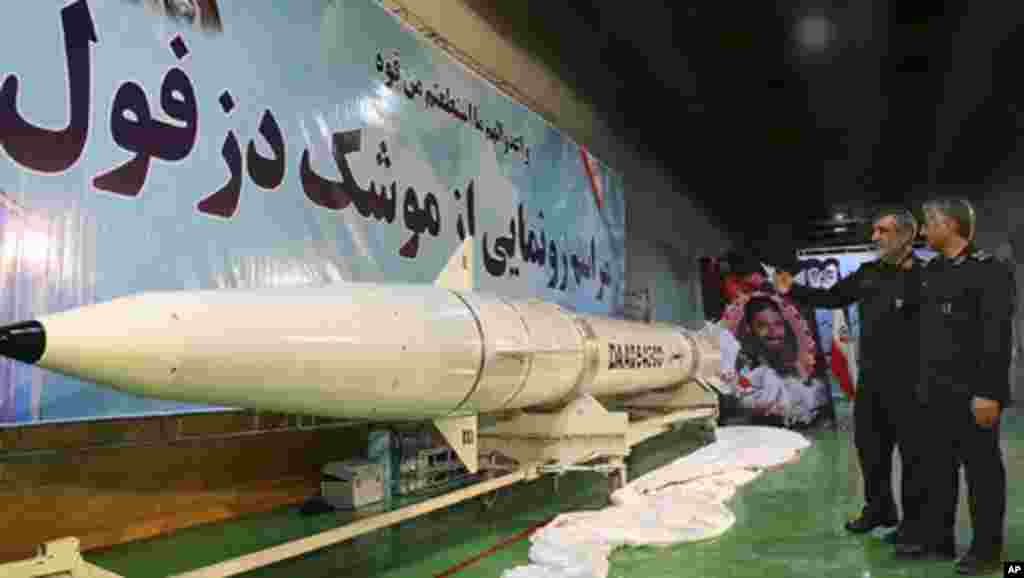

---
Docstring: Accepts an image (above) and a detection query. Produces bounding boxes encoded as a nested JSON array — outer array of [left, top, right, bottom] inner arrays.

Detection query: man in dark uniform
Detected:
[[900, 198, 1014, 574], [775, 206, 922, 537]]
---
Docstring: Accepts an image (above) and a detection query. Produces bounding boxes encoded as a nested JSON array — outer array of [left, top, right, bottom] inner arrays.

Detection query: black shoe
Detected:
[[882, 527, 905, 544], [894, 541, 957, 560], [844, 507, 899, 533], [955, 549, 1003, 575]]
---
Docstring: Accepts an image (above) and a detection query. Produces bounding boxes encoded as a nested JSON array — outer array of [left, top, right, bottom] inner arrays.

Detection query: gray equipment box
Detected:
[[321, 459, 384, 509]]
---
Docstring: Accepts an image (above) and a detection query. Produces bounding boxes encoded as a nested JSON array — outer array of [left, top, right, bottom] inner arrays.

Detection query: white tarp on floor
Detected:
[[500, 426, 811, 578]]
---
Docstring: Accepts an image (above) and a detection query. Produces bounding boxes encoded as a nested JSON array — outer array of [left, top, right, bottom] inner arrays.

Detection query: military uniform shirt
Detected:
[[915, 246, 1015, 406], [788, 255, 925, 388]]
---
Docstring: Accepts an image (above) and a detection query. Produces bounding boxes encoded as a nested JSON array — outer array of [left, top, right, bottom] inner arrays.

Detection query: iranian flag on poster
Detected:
[[579, 145, 604, 210], [831, 308, 858, 400]]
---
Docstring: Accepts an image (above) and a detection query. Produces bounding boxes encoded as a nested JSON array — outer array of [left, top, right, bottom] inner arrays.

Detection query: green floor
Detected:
[[87, 400, 1023, 577]]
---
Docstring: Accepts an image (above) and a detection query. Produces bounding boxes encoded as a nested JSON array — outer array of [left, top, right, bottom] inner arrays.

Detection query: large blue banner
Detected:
[[0, 0, 626, 424]]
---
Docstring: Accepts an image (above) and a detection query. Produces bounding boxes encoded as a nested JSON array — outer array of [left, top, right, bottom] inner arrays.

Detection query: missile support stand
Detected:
[[477, 379, 719, 493]]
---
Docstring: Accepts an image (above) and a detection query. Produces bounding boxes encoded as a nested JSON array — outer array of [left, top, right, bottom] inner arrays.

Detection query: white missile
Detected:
[[0, 238, 722, 471]]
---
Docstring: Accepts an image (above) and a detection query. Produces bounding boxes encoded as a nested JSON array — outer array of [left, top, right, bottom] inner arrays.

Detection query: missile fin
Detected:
[[434, 237, 474, 292], [433, 413, 479, 474]]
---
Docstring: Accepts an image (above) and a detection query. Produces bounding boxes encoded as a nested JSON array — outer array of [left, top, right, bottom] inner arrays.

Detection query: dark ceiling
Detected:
[[475, 0, 1024, 251]]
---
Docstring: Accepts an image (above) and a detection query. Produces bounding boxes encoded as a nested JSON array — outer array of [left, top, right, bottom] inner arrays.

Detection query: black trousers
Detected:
[[903, 396, 1006, 551], [853, 383, 913, 518]]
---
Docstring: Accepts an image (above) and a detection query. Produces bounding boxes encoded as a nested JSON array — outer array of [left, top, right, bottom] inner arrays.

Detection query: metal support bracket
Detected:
[[0, 537, 124, 578]]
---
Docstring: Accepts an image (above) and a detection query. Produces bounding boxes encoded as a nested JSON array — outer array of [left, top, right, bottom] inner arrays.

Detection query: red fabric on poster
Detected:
[[830, 309, 857, 400]]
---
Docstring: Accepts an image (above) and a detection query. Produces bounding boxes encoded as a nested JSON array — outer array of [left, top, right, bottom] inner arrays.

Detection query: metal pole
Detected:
[[169, 469, 530, 578]]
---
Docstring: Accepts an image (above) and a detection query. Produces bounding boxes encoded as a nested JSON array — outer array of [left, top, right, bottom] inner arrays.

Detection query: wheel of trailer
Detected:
[[480, 490, 499, 511], [479, 470, 500, 511], [608, 469, 625, 492], [702, 419, 718, 443]]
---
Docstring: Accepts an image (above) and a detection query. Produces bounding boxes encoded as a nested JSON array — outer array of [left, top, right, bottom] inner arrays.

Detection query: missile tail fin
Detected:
[[433, 413, 479, 474], [434, 237, 474, 292]]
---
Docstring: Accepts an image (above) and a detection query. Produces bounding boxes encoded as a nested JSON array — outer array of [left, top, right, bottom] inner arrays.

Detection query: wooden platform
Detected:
[[0, 412, 368, 563]]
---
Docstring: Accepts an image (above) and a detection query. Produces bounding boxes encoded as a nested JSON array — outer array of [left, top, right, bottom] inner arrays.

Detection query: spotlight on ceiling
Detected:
[[796, 13, 835, 52]]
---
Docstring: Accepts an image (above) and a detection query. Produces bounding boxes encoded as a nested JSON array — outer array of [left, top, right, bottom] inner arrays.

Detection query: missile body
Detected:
[[0, 283, 720, 421]]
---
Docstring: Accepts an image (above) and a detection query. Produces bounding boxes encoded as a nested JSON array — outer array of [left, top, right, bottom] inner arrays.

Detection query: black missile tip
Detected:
[[0, 320, 45, 364]]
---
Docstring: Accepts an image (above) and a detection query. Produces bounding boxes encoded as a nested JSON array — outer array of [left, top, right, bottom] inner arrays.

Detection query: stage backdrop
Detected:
[[0, 0, 626, 424]]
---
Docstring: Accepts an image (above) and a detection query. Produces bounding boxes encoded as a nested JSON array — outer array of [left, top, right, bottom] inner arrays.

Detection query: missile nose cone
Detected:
[[0, 320, 46, 364]]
